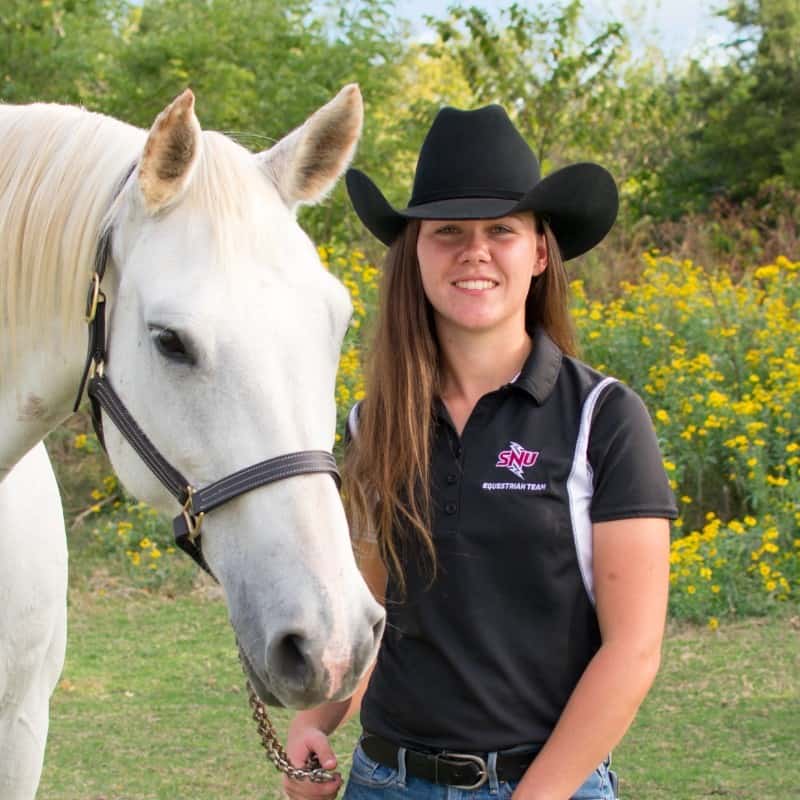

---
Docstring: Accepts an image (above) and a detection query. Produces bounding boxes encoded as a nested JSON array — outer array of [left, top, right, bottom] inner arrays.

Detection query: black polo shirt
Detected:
[[353, 330, 677, 753]]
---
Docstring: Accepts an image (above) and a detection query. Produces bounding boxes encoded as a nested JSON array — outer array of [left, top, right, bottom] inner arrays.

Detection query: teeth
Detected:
[[454, 280, 496, 290]]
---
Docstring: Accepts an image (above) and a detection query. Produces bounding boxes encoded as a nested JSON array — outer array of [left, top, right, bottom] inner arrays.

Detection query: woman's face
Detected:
[[416, 214, 547, 340]]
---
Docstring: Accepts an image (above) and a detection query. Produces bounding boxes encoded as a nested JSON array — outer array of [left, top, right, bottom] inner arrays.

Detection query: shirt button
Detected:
[[446, 473, 457, 485], [445, 502, 457, 515]]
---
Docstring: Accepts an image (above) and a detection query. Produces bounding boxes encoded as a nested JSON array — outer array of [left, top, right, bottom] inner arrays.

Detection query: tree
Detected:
[[408, 1, 694, 258], [424, 1, 626, 169], [653, 0, 800, 216], [2, 0, 413, 243], [98, 0, 408, 243], [0, 0, 127, 105]]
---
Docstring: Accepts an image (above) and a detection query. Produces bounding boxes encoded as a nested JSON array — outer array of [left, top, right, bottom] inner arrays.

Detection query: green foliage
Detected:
[[404, 3, 694, 234], [87, 496, 198, 591], [651, 0, 800, 217], [573, 253, 800, 620], [100, 0, 408, 244], [49, 431, 199, 592], [2, 0, 409, 246], [0, 0, 127, 105], [319, 240, 380, 441], [424, 1, 626, 167], [4, 0, 798, 232]]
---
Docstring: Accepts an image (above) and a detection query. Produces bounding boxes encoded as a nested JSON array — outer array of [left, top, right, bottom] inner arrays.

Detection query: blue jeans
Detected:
[[343, 741, 618, 800]]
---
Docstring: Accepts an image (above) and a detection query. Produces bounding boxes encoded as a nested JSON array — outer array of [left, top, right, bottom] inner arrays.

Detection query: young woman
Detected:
[[283, 104, 677, 800]]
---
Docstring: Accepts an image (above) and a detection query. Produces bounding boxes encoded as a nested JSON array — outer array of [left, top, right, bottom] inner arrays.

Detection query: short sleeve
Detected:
[[344, 401, 361, 447], [343, 401, 378, 544], [588, 382, 678, 522]]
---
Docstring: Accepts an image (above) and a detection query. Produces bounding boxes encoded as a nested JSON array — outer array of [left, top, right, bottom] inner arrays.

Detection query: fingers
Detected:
[[300, 728, 338, 770], [283, 763, 342, 800], [283, 728, 343, 800], [283, 771, 342, 800]]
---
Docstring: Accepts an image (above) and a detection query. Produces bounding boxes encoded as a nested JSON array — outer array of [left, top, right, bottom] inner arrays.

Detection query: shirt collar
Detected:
[[511, 327, 562, 404], [433, 327, 563, 421]]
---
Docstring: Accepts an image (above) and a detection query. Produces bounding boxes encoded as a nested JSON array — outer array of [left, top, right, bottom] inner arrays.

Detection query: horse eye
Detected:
[[153, 328, 194, 364]]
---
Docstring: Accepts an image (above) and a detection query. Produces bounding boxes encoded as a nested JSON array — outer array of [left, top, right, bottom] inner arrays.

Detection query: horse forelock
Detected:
[[145, 130, 297, 269]]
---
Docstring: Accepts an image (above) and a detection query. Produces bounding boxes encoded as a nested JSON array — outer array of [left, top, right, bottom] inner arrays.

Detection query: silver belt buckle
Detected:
[[446, 753, 488, 790]]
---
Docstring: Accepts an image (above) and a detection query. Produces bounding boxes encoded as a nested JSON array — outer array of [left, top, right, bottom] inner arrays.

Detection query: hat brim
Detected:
[[346, 163, 618, 260]]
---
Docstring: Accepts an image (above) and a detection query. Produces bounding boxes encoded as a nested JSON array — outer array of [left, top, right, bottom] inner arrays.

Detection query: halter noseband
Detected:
[[73, 169, 341, 577]]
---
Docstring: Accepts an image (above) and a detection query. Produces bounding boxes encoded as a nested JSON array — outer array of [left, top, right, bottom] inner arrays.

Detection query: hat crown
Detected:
[[409, 105, 541, 207]]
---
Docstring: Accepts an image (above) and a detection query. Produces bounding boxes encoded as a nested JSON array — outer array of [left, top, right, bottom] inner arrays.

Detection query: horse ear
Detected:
[[259, 84, 363, 210], [137, 89, 202, 214]]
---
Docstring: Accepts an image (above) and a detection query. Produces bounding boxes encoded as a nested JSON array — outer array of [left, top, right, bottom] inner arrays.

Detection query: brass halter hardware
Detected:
[[181, 486, 205, 542], [85, 272, 102, 323]]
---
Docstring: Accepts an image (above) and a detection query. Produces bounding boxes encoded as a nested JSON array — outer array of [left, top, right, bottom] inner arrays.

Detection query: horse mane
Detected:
[[0, 104, 142, 341], [0, 102, 283, 348]]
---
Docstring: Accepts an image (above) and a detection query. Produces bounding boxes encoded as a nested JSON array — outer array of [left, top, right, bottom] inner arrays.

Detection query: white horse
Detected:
[[0, 86, 384, 799]]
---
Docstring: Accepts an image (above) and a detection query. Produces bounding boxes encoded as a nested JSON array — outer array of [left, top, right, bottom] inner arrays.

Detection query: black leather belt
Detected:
[[360, 733, 537, 790]]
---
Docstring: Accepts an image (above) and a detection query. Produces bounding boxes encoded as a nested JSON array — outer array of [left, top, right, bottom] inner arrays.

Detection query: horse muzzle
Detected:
[[240, 603, 385, 708]]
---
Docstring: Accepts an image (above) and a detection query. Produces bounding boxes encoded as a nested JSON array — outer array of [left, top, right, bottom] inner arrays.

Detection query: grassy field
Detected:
[[39, 587, 799, 800]]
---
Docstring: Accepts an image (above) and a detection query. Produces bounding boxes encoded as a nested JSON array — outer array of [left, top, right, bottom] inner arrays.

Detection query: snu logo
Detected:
[[495, 441, 539, 479]]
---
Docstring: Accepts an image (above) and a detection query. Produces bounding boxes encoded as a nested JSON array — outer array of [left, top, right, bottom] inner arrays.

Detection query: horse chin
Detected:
[[238, 645, 287, 708]]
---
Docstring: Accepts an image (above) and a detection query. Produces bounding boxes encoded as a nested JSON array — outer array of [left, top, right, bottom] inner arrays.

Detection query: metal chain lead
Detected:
[[239, 650, 337, 783]]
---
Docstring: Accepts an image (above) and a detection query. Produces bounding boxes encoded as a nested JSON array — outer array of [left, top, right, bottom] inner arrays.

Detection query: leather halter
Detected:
[[73, 172, 341, 577]]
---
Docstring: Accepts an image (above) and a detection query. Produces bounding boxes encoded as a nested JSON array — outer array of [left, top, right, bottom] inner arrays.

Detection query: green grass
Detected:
[[616, 615, 800, 799], [39, 589, 799, 800]]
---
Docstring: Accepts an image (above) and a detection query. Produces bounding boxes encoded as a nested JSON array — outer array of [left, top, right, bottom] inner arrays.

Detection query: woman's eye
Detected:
[[153, 328, 194, 364]]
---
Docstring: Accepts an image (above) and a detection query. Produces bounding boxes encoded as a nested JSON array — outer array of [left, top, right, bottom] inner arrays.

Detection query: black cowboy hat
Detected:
[[346, 104, 618, 260]]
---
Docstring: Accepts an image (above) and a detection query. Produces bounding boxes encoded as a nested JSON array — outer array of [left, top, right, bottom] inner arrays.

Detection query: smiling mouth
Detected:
[[453, 279, 498, 290]]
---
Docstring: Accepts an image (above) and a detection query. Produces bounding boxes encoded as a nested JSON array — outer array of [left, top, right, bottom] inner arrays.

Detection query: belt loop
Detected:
[[397, 746, 407, 788], [487, 752, 499, 795]]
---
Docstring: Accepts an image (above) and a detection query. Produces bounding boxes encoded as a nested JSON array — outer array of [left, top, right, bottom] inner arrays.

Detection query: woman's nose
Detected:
[[459, 230, 490, 262]]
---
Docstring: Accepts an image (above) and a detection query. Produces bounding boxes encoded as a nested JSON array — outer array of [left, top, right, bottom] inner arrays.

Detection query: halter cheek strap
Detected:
[[73, 167, 341, 578]]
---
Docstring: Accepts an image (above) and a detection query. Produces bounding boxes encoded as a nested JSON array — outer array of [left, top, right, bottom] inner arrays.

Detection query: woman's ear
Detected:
[[533, 226, 549, 277]]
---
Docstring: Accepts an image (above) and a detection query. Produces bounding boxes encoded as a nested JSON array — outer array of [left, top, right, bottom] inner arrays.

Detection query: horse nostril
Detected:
[[268, 631, 312, 690]]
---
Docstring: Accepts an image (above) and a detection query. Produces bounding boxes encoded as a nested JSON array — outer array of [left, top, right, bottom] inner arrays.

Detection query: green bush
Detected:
[[574, 253, 799, 623]]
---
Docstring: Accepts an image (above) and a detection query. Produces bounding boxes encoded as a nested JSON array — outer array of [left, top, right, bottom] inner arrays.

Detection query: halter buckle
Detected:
[[182, 486, 205, 542], [85, 273, 102, 322]]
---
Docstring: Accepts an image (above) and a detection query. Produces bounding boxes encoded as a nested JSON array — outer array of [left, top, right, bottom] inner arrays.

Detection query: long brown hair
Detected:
[[343, 215, 576, 590]]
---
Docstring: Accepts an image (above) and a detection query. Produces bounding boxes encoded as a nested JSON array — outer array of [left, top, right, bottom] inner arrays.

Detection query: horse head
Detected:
[[101, 87, 384, 708]]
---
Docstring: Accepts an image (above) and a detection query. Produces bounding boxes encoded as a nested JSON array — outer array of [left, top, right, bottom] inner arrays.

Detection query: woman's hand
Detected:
[[282, 724, 343, 800]]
